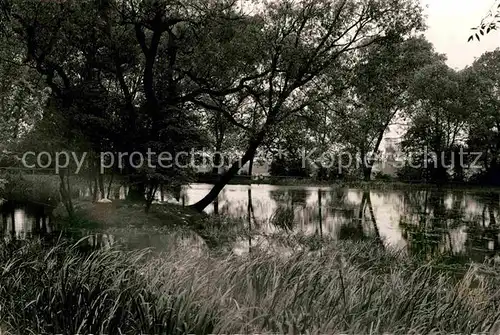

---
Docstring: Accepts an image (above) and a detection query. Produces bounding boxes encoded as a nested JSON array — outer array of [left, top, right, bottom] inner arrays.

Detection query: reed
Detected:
[[1, 237, 500, 334]]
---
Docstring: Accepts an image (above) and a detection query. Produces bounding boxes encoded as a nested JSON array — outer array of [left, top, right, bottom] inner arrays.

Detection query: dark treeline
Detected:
[[0, 0, 499, 215]]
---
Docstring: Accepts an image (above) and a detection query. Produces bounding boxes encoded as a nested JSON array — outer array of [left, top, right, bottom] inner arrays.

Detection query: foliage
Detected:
[[186, 0, 426, 210], [0, 32, 46, 148], [2, 237, 500, 333], [269, 155, 311, 178], [0, 172, 60, 205], [3, 0, 500, 208], [462, 50, 500, 184], [402, 62, 468, 183], [468, 0, 500, 41]]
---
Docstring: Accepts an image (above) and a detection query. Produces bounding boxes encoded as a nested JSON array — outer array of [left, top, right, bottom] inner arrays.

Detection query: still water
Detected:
[[3, 183, 500, 262], [179, 184, 500, 261], [0, 202, 53, 240]]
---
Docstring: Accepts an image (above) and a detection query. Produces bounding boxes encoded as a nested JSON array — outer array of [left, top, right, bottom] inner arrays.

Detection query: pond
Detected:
[[179, 184, 500, 262], [3, 183, 500, 262]]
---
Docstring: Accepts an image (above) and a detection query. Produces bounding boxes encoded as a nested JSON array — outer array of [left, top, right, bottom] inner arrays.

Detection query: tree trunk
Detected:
[[106, 174, 114, 199], [360, 146, 373, 181], [1, 214, 6, 239], [59, 171, 74, 217], [213, 196, 219, 215], [363, 165, 373, 181], [430, 153, 447, 185], [92, 176, 98, 202], [87, 178, 94, 200], [248, 154, 255, 178], [11, 211, 15, 239], [41, 216, 47, 234], [173, 184, 181, 202], [212, 140, 223, 176], [145, 184, 158, 214], [127, 182, 145, 201], [190, 131, 265, 212], [98, 173, 106, 200]]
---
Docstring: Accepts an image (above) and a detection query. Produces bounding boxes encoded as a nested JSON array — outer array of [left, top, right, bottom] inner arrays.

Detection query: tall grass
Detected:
[[2, 237, 500, 334]]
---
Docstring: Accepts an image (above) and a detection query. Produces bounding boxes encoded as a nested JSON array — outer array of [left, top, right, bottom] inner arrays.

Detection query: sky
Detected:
[[384, 0, 500, 140], [423, 0, 500, 69]]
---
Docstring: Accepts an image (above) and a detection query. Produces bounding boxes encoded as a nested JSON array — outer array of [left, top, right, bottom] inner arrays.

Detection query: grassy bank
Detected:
[[54, 199, 251, 252], [1, 236, 500, 334]]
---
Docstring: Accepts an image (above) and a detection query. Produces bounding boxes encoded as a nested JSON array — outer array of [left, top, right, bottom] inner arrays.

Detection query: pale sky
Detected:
[[423, 0, 500, 69]]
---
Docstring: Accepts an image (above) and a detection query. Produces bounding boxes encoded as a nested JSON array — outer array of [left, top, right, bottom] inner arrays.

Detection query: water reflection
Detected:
[[178, 184, 500, 261], [1, 202, 53, 240], [6, 182, 500, 263]]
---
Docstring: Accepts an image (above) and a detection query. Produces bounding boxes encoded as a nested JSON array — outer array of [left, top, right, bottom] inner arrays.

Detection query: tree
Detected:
[[351, 35, 442, 180], [402, 62, 468, 183], [463, 49, 500, 184], [468, 0, 500, 41], [1, 0, 250, 210], [189, 0, 425, 212], [0, 31, 45, 149]]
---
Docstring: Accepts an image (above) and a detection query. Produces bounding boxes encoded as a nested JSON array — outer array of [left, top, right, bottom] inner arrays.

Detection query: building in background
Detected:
[[372, 137, 404, 177]]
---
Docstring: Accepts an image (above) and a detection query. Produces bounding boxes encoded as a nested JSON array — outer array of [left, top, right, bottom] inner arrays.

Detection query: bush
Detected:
[[0, 173, 60, 206], [396, 164, 426, 183], [270, 156, 311, 178], [373, 171, 394, 181]]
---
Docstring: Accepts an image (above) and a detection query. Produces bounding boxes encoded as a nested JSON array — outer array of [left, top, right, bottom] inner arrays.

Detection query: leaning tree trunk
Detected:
[[363, 126, 387, 181], [190, 131, 265, 212], [213, 196, 219, 215]]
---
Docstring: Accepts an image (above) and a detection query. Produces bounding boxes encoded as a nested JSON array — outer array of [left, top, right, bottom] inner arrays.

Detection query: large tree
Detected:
[[463, 49, 500, 184], [1, 0, 425, 213], [1, 0, 257, 209], [350, 35, 442, 180], [402, 62, 468, 183], [189, 0, 425, 211], [0, 30, 45, 149]]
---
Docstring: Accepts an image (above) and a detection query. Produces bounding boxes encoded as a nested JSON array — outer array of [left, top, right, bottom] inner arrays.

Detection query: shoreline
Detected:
[[193, 176, 500, 191]]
